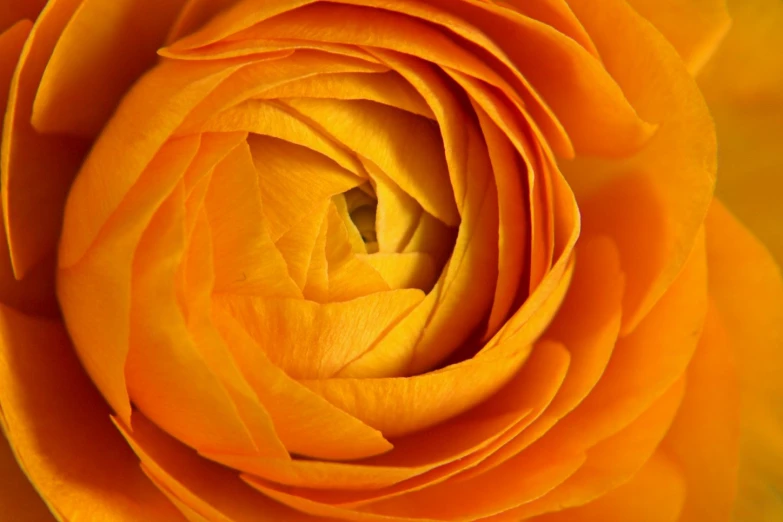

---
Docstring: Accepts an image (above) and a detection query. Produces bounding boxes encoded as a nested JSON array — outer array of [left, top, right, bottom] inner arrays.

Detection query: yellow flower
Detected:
[[1, 1, 781, 521]]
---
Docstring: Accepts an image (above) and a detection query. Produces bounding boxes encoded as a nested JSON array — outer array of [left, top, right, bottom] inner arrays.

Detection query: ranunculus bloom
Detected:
[[1, 0, 782, 520]]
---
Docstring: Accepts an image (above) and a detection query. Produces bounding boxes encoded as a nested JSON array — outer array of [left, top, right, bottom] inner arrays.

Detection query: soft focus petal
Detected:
[[0, 0, 46, 32], [0, 304, 184, 521], [661, 300, 740, 522], [624, 0, 731, 74], [565, 0, 717, 334], [698, 0, 783, 267], [705, 201, 783, 521], [0, 429, 55, 522]]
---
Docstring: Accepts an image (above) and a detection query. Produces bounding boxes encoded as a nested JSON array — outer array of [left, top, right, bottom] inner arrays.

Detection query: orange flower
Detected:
[[1, 1, 782, 521]]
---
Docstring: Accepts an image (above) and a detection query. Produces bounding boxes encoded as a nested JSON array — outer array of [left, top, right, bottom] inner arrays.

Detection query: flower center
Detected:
[[343, 185, 379, 253]]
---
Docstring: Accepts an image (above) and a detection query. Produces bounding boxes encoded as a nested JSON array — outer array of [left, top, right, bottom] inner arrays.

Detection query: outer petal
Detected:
[[705, 201, 783, 521], [624, 0, 732, 74], [31, 0, 190, 137], [0, 20, 59, 316], [698, 0, 783, 267], [0, 0, 46, 33], [0, 304, 184, 521], [0, 429, 55, 521]]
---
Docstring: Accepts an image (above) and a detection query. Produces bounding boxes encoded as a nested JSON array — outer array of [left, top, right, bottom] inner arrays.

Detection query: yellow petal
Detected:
[[204, 139, 301, 297], [31, 0, 189, 137], [705, 201, 783, 521], [0, 304, 184, 521], [249, 135, 361, 241], [337, 125, 498, 377], [216, 289, 423, 380], [258, 71, 434, 119], [357, 252, 437, 292], [283, 97, 458, 227]]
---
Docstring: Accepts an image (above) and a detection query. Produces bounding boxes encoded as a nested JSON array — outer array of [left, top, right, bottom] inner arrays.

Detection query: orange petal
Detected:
[[488, 377, 686, 520], [283, 97, 458, 227], [705, 200, 783, 521], [114, 412, 317, 522], [0, 0, 46, 32], [625, 0, 732, 74], [31, 0, 189, 137], [58, 135, 201, 423], [324, 202, 391, 301], [275, 200, 331, 290], [127, 182, 275, 456], [526, 452, 686, 522], [661, 300, 740, 522], [2, 0, 91, 279], [697, 0, 783, 267], [0, 304, 184, 521], [564, 0, 717, 334], [338, 125, 499, 377], [249, 134, 362, 241], [431, 0, 657, 157], [182, 209, 291, 459], [0, 430, 55, 521], [58, 57, 257, 268], [216, 289, 423, 380], [0, 21, 58, 316], [247, 340, 567, 507], [302, 337, 533, 438], [209, 307, 394, 461], [204, 139, 301, 297], [258, 71, 434, 119]]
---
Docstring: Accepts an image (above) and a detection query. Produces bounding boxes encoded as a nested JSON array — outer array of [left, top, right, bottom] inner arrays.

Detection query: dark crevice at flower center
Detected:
[[344, 186, 379, 253]]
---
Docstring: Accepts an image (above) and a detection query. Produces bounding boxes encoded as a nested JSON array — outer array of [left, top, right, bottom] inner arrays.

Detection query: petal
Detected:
[[249, 135, 361, 242], [58, 135, 202, 423], [0, 0, 46, 32], [31, 0, 189, 137], [216, 289, 424, 381], [204, 139, 301, 297], [0, 430, 55, 521], [127, 182, 277, 456], [114, 412, 318, 522], [698, 0, 783, 267], [0, 20, 58, 316], [661, 300, 740, 522], [528, 452, 686, 522], [210, 307, 393, 461], [564, 0, 717, 334], [0, 304, 184, 521], [2, 0, 91, 280], [705, 200, 783, 520], [625, 0, 732, 74]]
